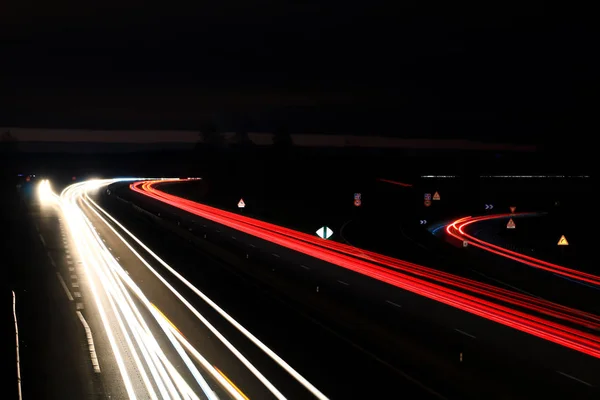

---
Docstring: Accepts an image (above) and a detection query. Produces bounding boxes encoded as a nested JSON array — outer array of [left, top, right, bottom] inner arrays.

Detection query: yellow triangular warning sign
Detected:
[[557, 235, 569, 245], [433, 191, 440, 200], [510, 206, 516, 213], [506, 218, 516, 229]]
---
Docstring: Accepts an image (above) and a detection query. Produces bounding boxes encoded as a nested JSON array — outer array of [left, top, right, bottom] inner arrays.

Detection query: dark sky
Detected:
[[0, 2, 597, 145]]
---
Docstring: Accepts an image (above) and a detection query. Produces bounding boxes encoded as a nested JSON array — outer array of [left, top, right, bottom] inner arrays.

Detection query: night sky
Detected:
[[0, 3, 597, 146]]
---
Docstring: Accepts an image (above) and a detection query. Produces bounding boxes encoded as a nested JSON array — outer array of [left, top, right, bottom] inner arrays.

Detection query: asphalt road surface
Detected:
[[111, 179, 600, 399], [6, 176, 598, 400], [3, 181, 109, 399]]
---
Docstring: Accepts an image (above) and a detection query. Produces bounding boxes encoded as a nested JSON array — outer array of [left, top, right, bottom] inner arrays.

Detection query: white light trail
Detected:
[[51, 177, 328, 400]]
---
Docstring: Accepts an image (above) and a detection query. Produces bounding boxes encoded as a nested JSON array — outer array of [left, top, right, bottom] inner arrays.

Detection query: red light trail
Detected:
[[376, 178, 413, 187], [131, 180, 600, 359], [446, 215, 600, 287]]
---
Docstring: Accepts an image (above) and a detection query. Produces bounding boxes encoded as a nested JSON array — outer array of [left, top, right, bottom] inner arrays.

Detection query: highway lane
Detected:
[[76, 187, 309, 400], [97, 183, 455, 399], [4, 179, 110, 399], [116, 179, 600, 398], [131, 180, 600, 355], [443, 214, 600, 315], [59, 179, 333, 400]]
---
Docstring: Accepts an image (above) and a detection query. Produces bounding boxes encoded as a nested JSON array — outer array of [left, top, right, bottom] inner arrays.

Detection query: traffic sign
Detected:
[[485, 204, 494, 210], [510, 206, 516, 213], [238, 198, 245, 208], [506, 218, 516, 229], [424, 200, 432, 207], [316, 226, 333, 239], [433, 191, 440, 200], [424, 193, 432, 201], [419, 220, 427, 225], [354, 193, 361, 200], [557, 235, 569, 245], [354, 199, 362, 207]]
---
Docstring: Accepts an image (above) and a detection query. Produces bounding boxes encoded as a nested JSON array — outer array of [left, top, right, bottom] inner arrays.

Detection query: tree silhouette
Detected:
[[196, 120, 223, 149], [0, 130, 18, 153], [272, 126, 292, 148]]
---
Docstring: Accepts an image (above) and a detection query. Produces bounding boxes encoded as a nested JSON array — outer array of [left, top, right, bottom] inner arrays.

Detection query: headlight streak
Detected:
[[61, 182, 139, 399], [55, 179, 249, 400], [83, 193, 290, 400], [84, 192, 328, 400], [131, 179, 600, 359]]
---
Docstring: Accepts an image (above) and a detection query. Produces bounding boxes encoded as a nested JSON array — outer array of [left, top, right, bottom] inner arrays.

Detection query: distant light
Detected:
[[17, 174, 23, 177], [72, 176, 76, 180]]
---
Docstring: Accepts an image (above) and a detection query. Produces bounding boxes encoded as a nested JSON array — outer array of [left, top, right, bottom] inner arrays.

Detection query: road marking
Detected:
[[76, 302, 84, 310], [65, 249, 70, 254], [214, 367, 250, 400], [556, 371, 593, 387], [216, 229, 221, 233], [108, 247, 112, 251], [76, 311, 101, 373], [71, 275, 78, 280], [386, 300, 402, 308], [56, 273, 74, 301], [300, 264, 310, 270], [249, 244, 255, 248], [271, 253, 280, 258], [38, 233, 46, 246], [231, 236, 236, 240], [13, 291, 23, 400], [74, 292, 82, 298], [72, 282, 79, 288], [66, 255, 71, 259], [69, 267, 75, 272], [47, 253, 56, 268], [337, 280, 349, 286], [455, 328, 476, 339]]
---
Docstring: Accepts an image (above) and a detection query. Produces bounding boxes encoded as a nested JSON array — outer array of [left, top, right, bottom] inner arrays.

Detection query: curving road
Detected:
[[40, 178, 328, 400]]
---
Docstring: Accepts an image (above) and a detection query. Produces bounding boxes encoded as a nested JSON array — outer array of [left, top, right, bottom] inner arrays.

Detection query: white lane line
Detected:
[[38, 233, 46, 246], [47, 253, 56, 268], [67, 260, 73, 265], [231, 236, 236, 240], [74, 292, 82, 298], [556, 371, 593, 387], [271, 253, 280, 258], [455, 328, 476, 339], [249, 244, 255, 248], [76, 311, 101, 373], [72, 282, 80, 288], [300, 264, 310, 270], [66, 255, 71, 259], [69, 267, 75, 272], [386, 300, 402, 308], [56, 273, 74, 301], [71, 275, 78, 280], [76, 302, 84, 310], [108, 247, 112, 251], [337, 280, 349, 286], [13, 291, 23, 400]]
